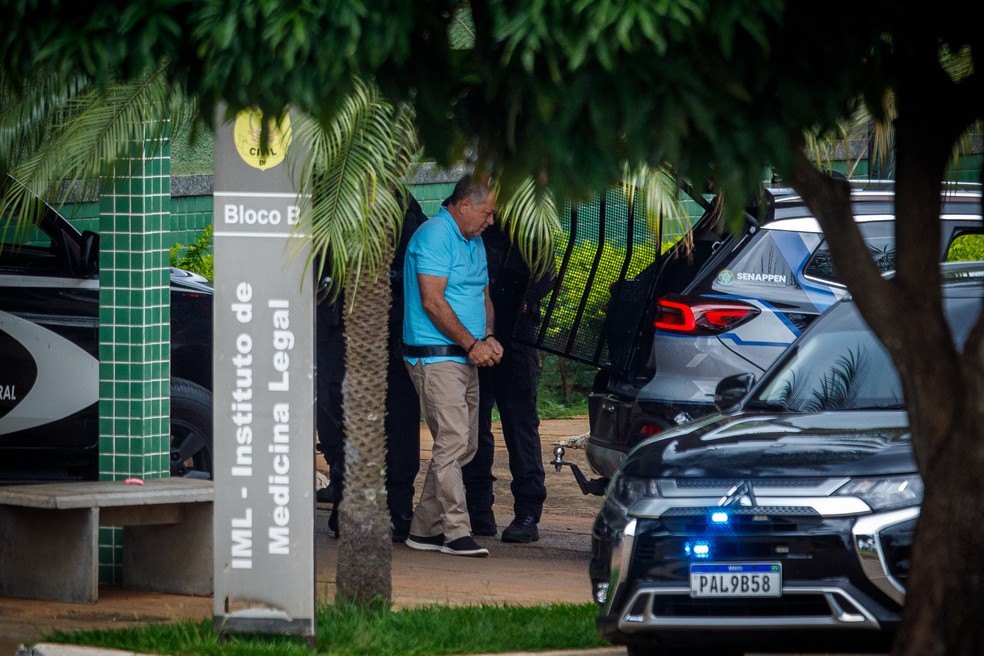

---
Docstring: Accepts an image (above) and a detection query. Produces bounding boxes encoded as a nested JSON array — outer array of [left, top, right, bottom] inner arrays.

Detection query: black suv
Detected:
[[0, 205, 214, 481], [588, 261, 984, 655], [579, 182, 983, 489]]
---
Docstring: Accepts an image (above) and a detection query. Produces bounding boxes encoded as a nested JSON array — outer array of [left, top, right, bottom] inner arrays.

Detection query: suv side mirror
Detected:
[[80, 230, 99, 277], [714, 373, 755, 412]]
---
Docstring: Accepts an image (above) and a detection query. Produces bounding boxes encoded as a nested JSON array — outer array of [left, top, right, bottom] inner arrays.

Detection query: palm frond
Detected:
[[0, 71, 86, 225], [802, 115, 862, 177], [498, 177, 560, 279], [0, 71, 89, 176], [450, 7, 476, 50], [940, 45, 980, 180], [621, 163, 692, 248], [499, 164, 688, 279], [0, 62, 185, 228], [293, 77, 418, 304], [810, 45, 974, 185], [812, 349, 869, 411], [941, 44, 974, 83], [800, 96, 896, 182]]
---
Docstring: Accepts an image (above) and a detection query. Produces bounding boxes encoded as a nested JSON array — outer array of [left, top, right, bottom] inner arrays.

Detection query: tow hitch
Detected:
[[551, 446, 608, 496]]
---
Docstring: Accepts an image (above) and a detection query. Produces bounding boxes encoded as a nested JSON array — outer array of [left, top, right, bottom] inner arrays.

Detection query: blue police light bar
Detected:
[[711, 511, 729, 524]]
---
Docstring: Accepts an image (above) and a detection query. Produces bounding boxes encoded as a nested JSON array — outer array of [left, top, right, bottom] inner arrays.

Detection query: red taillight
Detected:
[[654, 296, 759, 334], [702, 307, 755, 328], [654, 299, 697, 331], [639, 423, 663, 436]]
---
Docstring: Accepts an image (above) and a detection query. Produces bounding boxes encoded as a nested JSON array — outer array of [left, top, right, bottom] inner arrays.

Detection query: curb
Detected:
[[17, 644, 626, 656], [15, 646, 155, 656], [463, 650, 624, 656]]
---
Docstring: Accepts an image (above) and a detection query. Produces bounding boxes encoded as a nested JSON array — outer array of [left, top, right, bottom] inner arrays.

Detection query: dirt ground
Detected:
[[0, 417, 604, 654]]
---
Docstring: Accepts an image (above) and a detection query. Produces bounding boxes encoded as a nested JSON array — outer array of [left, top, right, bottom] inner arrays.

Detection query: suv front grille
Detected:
[[617, 587, 881, 629], [657, 506, 823, 534], [646, 594, 832, 618]]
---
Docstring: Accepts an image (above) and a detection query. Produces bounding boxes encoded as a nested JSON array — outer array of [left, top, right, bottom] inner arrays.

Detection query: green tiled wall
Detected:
[[60, 195, 212, 252], [169, 194, 213, 249], [62, 182, 457, 248], [410, 182, 456, 217], [96, 127, 172, 583]]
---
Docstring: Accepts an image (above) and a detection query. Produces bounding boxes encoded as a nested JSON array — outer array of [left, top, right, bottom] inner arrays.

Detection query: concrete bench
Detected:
[[0, 478, 213, 603]]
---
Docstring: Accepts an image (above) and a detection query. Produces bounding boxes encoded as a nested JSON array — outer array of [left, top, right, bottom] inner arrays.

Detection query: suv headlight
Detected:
[[836, 475, 923, 510], [608, 474, 661, 510]]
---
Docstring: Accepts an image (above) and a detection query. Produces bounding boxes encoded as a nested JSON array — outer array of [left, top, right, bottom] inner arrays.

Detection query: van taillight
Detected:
[[639, 423, 662, 436], [654, 296, 759, 334]]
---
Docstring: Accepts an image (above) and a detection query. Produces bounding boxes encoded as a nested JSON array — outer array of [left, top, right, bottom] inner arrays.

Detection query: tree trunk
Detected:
[[791, 163, 984, 654], [893, 382, 984, 654], [788, 59, 984, 649], [335, 251, 395, 606], [883, 69, 984, 654]]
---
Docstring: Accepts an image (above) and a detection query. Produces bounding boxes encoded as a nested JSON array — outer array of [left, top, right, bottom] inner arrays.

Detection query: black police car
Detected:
[[589, 261, 984, 655], [0, 204, 214, 481]]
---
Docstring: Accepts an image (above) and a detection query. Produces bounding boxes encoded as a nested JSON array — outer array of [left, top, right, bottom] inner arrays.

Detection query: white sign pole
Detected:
[[211, 107, 315, 642]]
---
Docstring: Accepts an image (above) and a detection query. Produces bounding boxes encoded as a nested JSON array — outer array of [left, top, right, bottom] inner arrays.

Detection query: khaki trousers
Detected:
[[405, 360, 479, 542]]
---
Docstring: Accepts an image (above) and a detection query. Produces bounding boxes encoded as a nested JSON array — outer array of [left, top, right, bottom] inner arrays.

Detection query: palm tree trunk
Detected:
[[335, 245, 395, 606]]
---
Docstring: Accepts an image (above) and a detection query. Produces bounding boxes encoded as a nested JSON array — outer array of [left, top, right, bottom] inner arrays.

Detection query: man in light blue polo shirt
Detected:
[[402, 175, 502, 557]]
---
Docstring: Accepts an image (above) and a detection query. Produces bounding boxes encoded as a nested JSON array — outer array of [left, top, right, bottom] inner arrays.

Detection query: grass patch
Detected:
[[536, 355, 595, 420], [488, 354, 594, 422], [43, 602, 608, 656]]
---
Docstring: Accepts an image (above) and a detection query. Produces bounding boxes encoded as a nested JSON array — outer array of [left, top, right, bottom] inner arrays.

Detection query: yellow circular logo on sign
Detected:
[[233, 110, 291, 170]]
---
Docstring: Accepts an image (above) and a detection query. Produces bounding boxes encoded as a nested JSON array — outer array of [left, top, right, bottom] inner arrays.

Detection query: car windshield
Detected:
[[753, 304, 904, 412], [753, 288, 982, 412]]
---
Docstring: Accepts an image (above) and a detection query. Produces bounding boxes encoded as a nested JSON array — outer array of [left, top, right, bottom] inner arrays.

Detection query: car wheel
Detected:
[[170, 377, 213, 479]]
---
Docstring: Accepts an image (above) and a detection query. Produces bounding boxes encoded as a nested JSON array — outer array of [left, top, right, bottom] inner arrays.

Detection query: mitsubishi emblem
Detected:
[[718, 481, 756, 507]]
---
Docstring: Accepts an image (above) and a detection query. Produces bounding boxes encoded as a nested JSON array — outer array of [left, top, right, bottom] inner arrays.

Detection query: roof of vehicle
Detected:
[[762, 179, 983, 225], [766, 178, 983, 198], [866, 260, 984, 285], [939, 259, 984, 283]]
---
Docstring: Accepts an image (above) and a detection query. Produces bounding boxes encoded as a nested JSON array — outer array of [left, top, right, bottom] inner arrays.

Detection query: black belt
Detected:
[[402, 343, 468, 358]]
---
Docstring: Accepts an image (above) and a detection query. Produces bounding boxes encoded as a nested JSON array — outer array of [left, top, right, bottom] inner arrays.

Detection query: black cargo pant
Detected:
[[462, 340, 547, 523], [317, 322, 420, 524]]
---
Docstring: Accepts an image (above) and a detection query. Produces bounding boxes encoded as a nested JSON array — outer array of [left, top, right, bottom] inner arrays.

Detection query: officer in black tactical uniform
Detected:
[[316, 192, 427, 542], [462, 221, 549, 543]]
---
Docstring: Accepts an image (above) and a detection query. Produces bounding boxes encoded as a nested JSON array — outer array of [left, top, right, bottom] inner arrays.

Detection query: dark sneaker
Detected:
[[392, 513, 413, 543], [440, 536, 490, 557], [406, 533, 445, 552], [501, 515, 539, 543]]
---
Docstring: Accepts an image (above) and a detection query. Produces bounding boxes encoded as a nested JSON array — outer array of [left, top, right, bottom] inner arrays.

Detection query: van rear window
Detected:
[[710, 229, 821, 299]]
